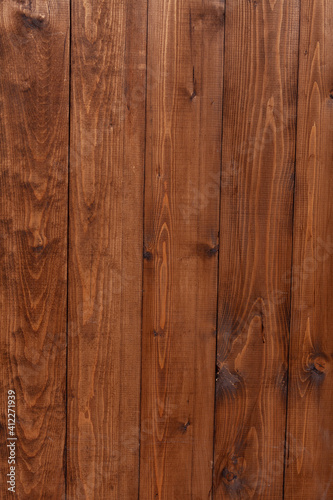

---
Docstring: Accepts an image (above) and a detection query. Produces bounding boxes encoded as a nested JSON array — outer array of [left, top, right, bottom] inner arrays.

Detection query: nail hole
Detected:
[[143, 250, 153, 261]]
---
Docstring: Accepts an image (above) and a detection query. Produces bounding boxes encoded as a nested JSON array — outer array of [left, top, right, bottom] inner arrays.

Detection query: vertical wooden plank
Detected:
[[284, 0, 333, 498], [139, 1, 224, 498], [0, 0, 69, 498], [213, 0, 299, 497], [68, 0, 147, 498]]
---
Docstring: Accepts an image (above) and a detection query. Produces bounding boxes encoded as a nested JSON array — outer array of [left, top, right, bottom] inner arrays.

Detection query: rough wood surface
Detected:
[[284, 0, 333, 498], [67, 0, 147, 498], [0, 0, 69, 498], [213, 0, 299, 497], [139, 1, 224, 498], [0, 0, 332, 498]]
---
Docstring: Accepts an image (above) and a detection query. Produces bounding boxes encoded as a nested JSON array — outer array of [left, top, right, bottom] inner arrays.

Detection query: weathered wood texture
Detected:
[[284, 0, 333, 498], [139, 0, 224, 498], [213, 0, 299, 498], [0, 0, 332, 498], [67, 0, 147, 498], [0, 0, 69, 498]]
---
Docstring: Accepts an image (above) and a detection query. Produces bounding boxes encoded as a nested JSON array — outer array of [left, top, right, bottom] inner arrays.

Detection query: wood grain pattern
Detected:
[[0, 0, 69, 498], [67, 0, 147, 498], [0, 0, 332, 497], [284, 0, 333, 498], [213, 0, 299, 497], [139, 0, 224, 498]]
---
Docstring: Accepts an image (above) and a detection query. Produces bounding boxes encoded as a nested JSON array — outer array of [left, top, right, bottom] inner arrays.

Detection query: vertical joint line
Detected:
[[65, 0, 72, 498], [282, 0, 302, 497], [138, 1, 149, 498], [211, 1, 227, 498]]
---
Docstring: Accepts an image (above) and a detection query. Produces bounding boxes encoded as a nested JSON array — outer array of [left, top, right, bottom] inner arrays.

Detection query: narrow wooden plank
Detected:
[[139, 1, 224, 498], [284, 0, 333, 497], [67, 0, 147, 497], [0, 0, 69, 498], [213, 0, 299, 497]]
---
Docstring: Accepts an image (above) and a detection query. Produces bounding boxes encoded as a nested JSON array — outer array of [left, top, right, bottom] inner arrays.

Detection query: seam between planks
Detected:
[[211, 1, 227, 499], [65, 0, 73, 498], [137, 0, 150, 498], [282, 0, 302, 497]]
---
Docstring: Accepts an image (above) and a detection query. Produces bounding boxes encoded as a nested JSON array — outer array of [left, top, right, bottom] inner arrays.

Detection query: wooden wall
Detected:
[[0, 0, 332, 498]]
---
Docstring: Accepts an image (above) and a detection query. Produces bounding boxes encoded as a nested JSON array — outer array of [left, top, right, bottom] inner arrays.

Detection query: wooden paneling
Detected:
[[284, 0, 333, 498], [139, 0, 224, 498], [67, 0, 147, 498], [213, 0, 299, 497], [0, 0, 332, 498], [0, 0, 69, 498]]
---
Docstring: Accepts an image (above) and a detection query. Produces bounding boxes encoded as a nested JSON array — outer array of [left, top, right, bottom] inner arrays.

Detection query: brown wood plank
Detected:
[[67, 0, 147, 498], [213, 0, 299, 497], [0, 0, 69, 498], [284, 0, 333, 497], [139, 0, 224, 498]]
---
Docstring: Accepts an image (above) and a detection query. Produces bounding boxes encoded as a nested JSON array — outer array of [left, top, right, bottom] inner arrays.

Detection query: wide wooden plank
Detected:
[[284, 0, 333, 498], [139, 0, 224, 498], [0, 0, 69, 498], [213, 0, 299, 497], [67, 0, 147, 497]]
